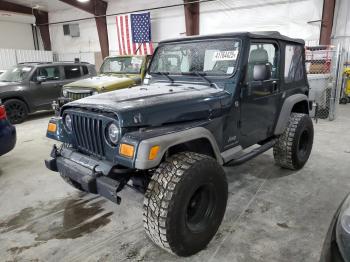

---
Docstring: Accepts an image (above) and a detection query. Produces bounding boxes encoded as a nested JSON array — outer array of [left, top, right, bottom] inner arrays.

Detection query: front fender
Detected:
[[125, 126, 223, 170]]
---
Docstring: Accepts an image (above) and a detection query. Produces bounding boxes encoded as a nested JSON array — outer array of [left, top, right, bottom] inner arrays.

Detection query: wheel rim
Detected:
[[298, 130, 310, 157], [185, 184, 216, 233], [6, 102, 25, 122]]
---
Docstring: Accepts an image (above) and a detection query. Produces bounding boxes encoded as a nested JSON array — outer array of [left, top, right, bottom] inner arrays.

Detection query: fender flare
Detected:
[[134, 127, 223, 169], [274, 94, 309, 135]]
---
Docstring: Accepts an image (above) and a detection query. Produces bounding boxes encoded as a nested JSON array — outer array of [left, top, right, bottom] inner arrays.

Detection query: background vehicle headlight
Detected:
[[92, 90, 99, 95], [65, 114, 72, 132], [108, 123, 120, 145], [62, 89, 68, 97]]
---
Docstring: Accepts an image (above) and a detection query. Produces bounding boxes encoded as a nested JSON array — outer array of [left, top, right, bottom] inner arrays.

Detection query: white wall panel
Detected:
[[332, 0, 350, 58], [0, 49, 16, 70], [0, 49, 53, 70], [200, 0, 323, 41], [49, 9, 100, 54], [56, 52, 95, 65], [49, 0, 185, 55], [0, 21, 35, 50], [49, 0, 323, 55]]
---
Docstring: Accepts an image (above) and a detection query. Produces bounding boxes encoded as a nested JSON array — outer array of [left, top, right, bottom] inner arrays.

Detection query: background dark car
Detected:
[[320, 194, 350, 262], [0, 61, 96, 124], [0, 100, 16, 156]]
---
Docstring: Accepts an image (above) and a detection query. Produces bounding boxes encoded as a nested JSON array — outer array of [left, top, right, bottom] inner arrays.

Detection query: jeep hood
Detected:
[[63, 83, 229, 127], [63, 74, 139, 92]]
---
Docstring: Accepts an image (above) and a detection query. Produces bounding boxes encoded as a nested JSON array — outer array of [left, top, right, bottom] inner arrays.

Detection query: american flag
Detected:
[[116, 12, 154, 55]]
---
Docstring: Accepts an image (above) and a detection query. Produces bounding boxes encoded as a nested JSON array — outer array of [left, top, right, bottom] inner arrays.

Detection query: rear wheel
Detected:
[[4, 99, 28, 124], [143, 152, 228, 256], [274, 113, 314, 170]]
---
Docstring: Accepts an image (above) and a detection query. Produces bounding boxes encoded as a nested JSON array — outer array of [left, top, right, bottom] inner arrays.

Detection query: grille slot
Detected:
[[72, 114, 105, 157], [67, 91, 92, 100]]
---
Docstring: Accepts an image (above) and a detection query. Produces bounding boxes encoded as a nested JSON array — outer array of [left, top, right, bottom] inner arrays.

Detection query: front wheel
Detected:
[[273, 113, 314, 170], [4, 99, 28, 124], [143, 152, 228, 256]]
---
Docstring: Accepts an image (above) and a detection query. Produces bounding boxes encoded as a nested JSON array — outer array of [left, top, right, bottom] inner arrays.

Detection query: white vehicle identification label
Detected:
[[212, 50, 238, 61]]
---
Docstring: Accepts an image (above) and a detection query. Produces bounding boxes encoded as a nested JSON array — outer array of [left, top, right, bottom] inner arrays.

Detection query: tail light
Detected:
[[0, 105, 7, 120]]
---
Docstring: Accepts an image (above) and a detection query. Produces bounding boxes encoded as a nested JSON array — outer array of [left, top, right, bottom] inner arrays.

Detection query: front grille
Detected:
[[71, 114, 105, 157], [67, 91, 92, 100]]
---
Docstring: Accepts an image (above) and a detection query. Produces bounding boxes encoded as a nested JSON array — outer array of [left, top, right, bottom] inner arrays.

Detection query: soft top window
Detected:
[[285, 45, 304, 83]]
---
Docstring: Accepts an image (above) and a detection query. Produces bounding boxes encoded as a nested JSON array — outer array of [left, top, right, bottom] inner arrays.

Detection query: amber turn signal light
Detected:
[[119, 144, 135, 158], [148, 146, 160, 160], [47, 123, 57, 133]]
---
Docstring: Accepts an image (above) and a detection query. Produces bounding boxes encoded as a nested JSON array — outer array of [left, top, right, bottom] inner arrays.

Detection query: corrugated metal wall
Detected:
[[0, 49, 53, 70]]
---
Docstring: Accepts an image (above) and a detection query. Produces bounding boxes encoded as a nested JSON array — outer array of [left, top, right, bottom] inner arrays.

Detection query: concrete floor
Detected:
[[1, 106, 350, 262]]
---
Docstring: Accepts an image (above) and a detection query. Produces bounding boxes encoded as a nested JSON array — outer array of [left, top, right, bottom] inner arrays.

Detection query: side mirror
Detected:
[[36, 76, 47, 83], [253, 64, 271, 81]]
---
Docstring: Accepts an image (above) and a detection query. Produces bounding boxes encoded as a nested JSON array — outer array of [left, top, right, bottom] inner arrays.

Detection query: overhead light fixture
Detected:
[[77, 0, 90, 2]]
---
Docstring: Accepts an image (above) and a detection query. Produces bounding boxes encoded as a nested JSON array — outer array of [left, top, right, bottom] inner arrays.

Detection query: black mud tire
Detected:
[[59, 172, 84, 192], [274, 113, 314, 170], [143, 152, 228, 257], [4, 99, 28, 124]]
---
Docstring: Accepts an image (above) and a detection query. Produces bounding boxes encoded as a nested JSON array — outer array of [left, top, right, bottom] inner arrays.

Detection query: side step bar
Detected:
[[225, 139, 276, 166]]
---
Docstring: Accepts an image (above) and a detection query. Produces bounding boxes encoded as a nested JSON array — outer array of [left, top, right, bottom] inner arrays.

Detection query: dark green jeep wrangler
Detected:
[[45, 31, 313, 257]]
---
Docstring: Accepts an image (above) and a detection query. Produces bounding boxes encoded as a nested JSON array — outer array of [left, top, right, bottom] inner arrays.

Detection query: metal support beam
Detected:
[[319, 0, 336, 45], [0, 0, 52, 50], [184, 0, 200, 36], [59, 0, 109, 59]]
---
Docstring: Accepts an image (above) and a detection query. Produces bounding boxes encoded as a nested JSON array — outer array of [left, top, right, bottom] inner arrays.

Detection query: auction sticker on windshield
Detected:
[[213, 50, 238, 61]]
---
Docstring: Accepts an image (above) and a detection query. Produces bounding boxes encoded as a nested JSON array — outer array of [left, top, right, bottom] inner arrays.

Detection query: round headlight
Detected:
[[108, 123, 120, 145], [62, 89, 68, 97], [65, 114, 72, 132]]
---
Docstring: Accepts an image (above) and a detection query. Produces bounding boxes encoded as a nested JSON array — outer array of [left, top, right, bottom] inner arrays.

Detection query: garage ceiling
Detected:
[[7, 0, 71, 12], [7, 0, 115, 12]]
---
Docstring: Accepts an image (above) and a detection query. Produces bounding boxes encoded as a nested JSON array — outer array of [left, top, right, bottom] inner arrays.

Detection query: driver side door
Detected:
[[240, 41, 281, 146], [29, 66, 63, 110]]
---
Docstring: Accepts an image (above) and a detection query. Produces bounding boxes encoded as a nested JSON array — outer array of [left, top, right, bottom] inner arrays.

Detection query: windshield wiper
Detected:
[[181, 72, 219, 89], [152, 72, 174, 84]]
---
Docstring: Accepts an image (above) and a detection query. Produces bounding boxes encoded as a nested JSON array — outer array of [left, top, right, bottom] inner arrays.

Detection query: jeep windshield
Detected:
[[149, 40, 240, 78], [0, 65, 33, 82], [100, 56, 144, 75]]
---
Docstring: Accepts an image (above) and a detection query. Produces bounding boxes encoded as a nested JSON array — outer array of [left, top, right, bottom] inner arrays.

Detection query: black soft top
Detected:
[[160, 31, 304, 45]]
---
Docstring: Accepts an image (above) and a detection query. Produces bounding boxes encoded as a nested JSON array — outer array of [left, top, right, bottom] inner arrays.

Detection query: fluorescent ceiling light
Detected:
[[77, 0, 90, 2]]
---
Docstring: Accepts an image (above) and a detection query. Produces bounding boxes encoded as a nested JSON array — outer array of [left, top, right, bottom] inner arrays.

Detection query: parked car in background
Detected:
[[0, 61, 96, 124], [320, 194, 350, 262], [0, 100, 16, 156], [53, 55, 151, 114]]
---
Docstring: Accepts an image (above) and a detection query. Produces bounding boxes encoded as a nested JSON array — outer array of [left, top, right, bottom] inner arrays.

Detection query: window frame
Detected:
[[246, 39, 281, 83], [63, 65, 82, 80], [283, 44, 305, 84], [147, 38, 243, 79], [32, 65, 62, 82]]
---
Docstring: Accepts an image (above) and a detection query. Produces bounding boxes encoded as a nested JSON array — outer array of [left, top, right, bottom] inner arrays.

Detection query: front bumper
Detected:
[[45, 147, 124, 204], [0, 120, 16, 156]]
